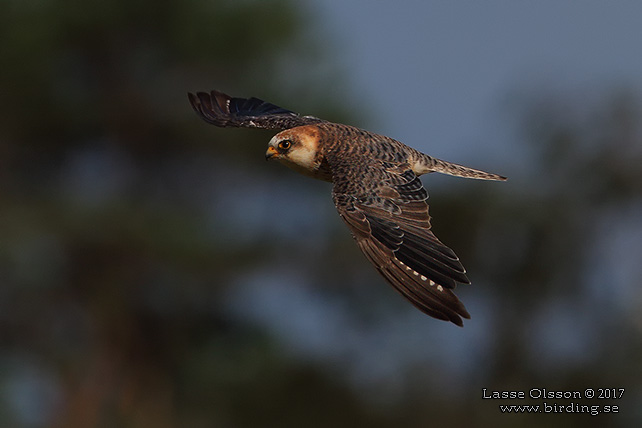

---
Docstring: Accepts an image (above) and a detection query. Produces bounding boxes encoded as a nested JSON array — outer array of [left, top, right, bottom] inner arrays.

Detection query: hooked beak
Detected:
[[265, 146, 279, 160]]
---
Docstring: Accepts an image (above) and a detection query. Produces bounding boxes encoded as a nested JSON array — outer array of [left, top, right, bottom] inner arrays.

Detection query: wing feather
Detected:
[[334, 162, 471, 326], [357, 238, 470, 325], [188, 90, 325, 130]]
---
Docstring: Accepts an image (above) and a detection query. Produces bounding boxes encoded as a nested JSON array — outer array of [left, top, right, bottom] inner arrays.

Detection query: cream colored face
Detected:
[[265, 126, 321, 175]]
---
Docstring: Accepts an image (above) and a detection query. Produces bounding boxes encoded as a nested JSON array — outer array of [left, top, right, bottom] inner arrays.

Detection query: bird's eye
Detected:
[[278, 140, 292, 150]]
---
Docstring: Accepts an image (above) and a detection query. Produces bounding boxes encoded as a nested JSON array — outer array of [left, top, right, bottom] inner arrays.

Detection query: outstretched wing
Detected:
[[188, 90, 325, 130], [333, 161, 471, 326]]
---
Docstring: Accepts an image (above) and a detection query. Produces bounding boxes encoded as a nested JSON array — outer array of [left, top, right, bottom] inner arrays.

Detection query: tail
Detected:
[[414, 153, 507, 181]]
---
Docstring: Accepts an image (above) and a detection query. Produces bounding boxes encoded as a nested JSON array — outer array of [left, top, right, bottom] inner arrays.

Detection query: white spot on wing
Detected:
[[399, 260, 412, 271]]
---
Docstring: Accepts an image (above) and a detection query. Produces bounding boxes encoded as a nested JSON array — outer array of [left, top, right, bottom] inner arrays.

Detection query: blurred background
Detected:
[[2, 0, 642, 427]]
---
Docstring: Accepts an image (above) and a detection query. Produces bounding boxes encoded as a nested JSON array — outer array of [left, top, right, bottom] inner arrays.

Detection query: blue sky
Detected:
[[222, 0, 642, 395], [306, 0, 642, 168]]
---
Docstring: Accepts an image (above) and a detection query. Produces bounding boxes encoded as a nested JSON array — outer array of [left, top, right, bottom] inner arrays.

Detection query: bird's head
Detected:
[[266, 125, 323, 176]]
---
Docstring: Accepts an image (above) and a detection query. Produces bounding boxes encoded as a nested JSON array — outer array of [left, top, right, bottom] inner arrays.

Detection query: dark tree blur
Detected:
[[0, 1, 356, 427], [1, 1, 641, 427]]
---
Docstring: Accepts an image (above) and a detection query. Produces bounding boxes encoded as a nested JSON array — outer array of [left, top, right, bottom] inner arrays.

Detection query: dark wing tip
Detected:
[[187, 90, 232, 127], [187, 89, 324, 130], [389, 258, 471, 326], [356, 236, 471, 326]]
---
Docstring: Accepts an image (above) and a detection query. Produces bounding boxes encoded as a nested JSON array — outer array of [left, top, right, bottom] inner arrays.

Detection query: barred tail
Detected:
[[414, 153, 507, 181]]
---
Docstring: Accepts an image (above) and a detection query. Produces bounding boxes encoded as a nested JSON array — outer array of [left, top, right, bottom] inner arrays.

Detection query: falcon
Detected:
[[188, 90, 506, 326]]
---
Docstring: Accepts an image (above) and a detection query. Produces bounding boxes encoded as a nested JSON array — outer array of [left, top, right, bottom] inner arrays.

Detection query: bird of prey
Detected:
[[188, 90, 506, 326]]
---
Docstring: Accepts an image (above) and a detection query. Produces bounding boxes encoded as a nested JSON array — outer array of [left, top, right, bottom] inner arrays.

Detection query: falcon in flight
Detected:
[[188, 90, 506, 326]]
